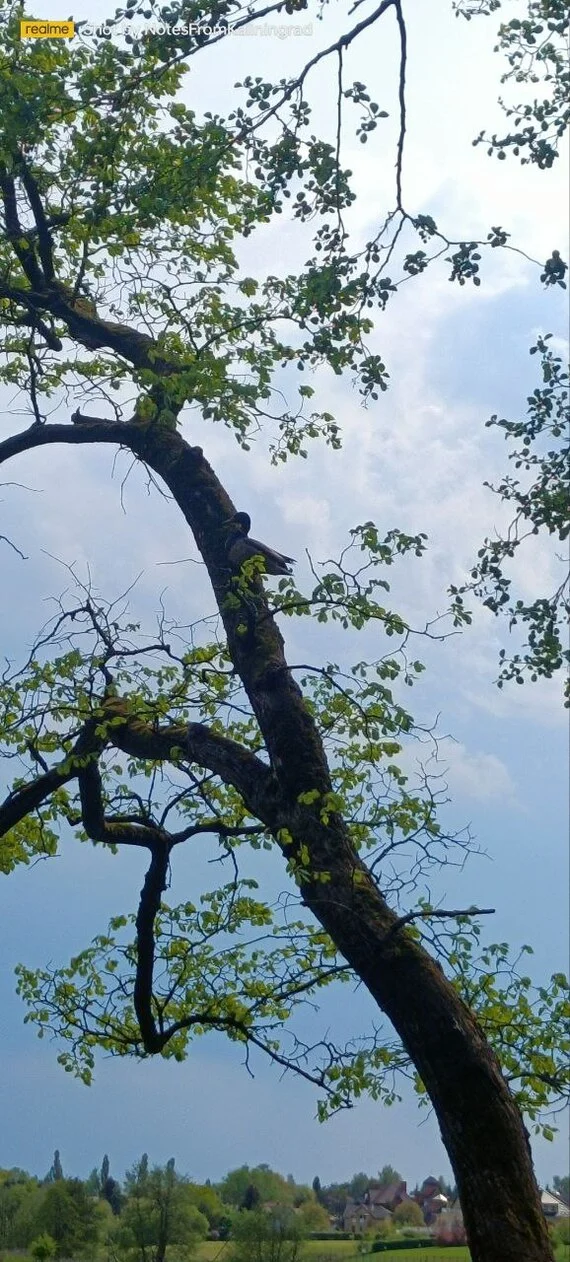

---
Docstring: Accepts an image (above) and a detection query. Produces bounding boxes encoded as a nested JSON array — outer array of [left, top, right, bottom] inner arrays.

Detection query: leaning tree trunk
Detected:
[[1, 417, 555, 1262]]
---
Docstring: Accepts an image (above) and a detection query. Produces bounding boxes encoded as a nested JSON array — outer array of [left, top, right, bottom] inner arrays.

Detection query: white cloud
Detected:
[[440, 740, 515, 803]]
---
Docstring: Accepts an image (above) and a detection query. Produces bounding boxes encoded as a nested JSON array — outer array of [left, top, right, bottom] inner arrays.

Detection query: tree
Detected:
[[0, 3, 567, 1261], [228, 1208, 304, 1262], [102, 1178, 123, 1218], [120, 1157, 207, 1262], [552, 1175, 570, 1206], [393, 1201, 424, 1227], [313, 1181, 350, 1221], [376, 1168, 402, 1189], [242, 1185, 261, 1212], [295, 1198, 330, 1232], [96, 1158, 123, 1218], [36, 1180, 100, 1258], [85, 1170, 101, 1198], [181, 1184, 225, 1232], [219, 1168, 295, 1210], [46, 1154, 63, 1185], [0, 1171, 42, 1250], [348, 1174, 370, 1201]]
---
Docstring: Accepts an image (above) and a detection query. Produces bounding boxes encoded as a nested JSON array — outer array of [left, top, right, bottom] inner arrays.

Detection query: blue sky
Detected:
[[0, 0, 568, 1194]]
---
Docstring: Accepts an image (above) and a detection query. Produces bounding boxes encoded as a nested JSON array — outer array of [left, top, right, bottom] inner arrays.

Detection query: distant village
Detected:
[[341, 1174, 570, 1234], [343, 1174, 453, 1231]]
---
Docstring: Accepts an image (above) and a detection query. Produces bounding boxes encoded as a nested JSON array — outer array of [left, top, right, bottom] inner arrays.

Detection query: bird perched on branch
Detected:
[[224, 511, 296, 576]]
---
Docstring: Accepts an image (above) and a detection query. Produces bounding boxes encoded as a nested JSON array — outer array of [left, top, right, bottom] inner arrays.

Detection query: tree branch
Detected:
[[134, 844, 171, 1051], [381, 905, 496, 946], [16, 154, 56, 282], [78, 759, 169, 848], [0, 166, 44, 288], [10, 310, 62, 352], [394, 0, 408, 210], [100, 697, 280, 828], [0, 721, 102, 839], [232, 0, 397, 146]]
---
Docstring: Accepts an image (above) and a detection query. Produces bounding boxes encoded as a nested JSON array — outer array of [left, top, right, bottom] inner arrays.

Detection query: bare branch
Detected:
[[0, 533, 27, 559]]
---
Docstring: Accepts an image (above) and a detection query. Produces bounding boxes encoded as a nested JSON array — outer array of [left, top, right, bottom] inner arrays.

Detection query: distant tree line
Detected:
[[0, 1154, 327, 1259], [0, 1155, 566, 1260]]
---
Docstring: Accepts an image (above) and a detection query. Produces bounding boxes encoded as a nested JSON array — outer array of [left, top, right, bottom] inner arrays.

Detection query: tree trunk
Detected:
[[305, 840, 552, 1262], [132, 424, 554, 1262]]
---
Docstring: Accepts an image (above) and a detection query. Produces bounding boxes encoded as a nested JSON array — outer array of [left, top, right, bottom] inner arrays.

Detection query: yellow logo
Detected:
[[20, 19, 75, 38]]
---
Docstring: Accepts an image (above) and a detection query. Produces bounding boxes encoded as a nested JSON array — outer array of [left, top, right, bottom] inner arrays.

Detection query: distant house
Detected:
[[369, 1180, 409, 1212], [541, 1190, 570, 1219], [414, 1176, 448, 1225], [343, 1198, 392, 1232], [437, 1188, 570, 1231], [343, 1180, 412, 1232]]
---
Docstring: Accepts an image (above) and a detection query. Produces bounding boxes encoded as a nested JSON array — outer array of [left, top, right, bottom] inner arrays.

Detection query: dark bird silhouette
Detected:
[[224, 511, 296, 576]]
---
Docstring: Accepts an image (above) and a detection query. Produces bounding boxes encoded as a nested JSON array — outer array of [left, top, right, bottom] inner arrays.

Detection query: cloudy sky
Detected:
[[1, 0, 568, 1193]]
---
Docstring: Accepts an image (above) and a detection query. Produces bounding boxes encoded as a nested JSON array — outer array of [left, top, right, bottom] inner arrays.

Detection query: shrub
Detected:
[[553, 1217, 570, 1247], [308, 1233, 354, 1241], [30, 1235, 57, 1261], [373, 1220, 395, 1241], [393, 1202, 424, 1228], [434, 1211, 467, 1245]]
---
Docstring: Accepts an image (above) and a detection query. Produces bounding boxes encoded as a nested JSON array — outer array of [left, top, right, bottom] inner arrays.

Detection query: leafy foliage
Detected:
[[451, 335, 570, 700], [434, 930, 570, 1138], [466, 0, 570, 168]]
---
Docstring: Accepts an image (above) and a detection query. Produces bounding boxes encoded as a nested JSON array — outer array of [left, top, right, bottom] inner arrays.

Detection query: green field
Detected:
[[195, 1241, 570, 1262], [5, 1242, 568, 1262], [194, 1243, 472, 1261], [195, 1242, 361, 1259]]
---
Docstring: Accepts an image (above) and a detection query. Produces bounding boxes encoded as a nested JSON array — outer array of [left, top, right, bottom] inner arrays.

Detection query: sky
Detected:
[[0, 0, 568, 1194]]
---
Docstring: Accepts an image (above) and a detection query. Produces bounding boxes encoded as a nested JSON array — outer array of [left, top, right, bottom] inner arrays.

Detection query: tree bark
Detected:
[[0, 418, 555, 1261]]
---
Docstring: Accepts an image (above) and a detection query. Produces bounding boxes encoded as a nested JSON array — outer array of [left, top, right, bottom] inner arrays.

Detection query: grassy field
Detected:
[[3, 1241, 568, 1262], [300, 1244, 370, 1257], [195, 1240, 570, 1262], [305, 1251, 470, 1261], [194, 1243, 472, 1261], [195, 1242, 360, 1259]]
